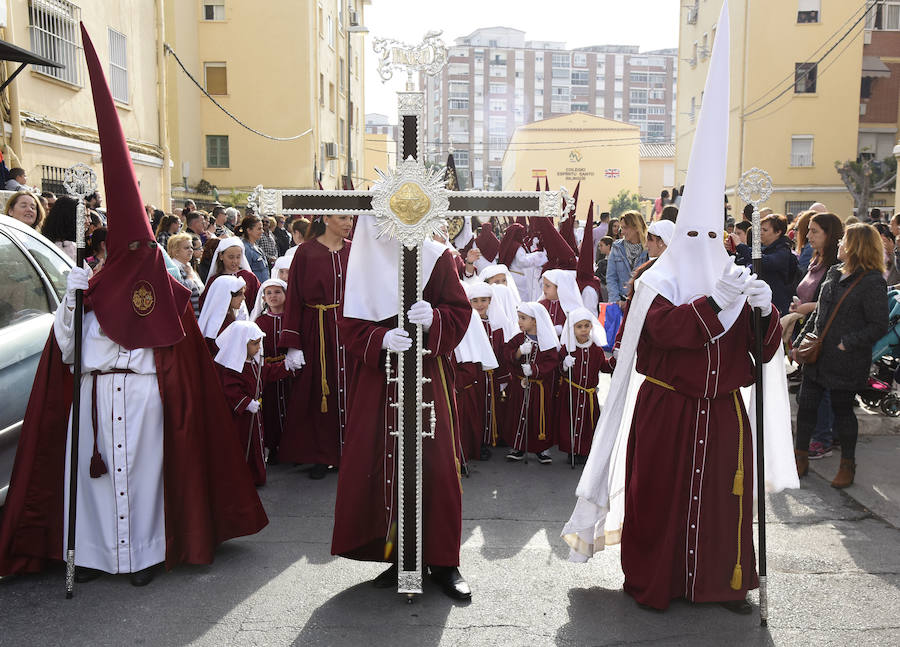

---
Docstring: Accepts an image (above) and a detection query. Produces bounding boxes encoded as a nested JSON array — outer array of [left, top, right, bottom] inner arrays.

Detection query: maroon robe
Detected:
[[278, 239, 353, 466], [0, 304, 268, 575], [205, 310, 236, 357], [622, 295, 781, 610], [539, 298, 566, 328], [501, 332, 559, 453], [218, 358, 292, 487], [200, 269, 260, 313], [255, 311, 292, 454], [331, 251, 470, 566], [556, 343, 611, 456]]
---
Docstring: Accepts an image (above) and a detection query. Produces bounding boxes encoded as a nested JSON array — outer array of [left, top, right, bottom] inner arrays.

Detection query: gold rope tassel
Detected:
[[730, 390, 745, 591], [307, 303, 339, 413]]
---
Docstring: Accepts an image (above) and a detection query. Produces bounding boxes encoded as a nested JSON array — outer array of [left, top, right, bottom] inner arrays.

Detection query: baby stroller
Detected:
[[859, 290, 900, 417]]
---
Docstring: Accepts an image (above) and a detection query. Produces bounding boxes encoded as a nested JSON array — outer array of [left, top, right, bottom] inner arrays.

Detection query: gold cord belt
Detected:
[[306, 303, 339, 412], [527, 378, 546, 440], [562, 376, 596, 421], [265, 354, 285, 364]]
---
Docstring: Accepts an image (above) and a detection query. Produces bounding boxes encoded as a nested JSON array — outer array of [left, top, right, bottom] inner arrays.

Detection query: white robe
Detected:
[[55, 305, 165, 574], [509, 247, 547, 302]]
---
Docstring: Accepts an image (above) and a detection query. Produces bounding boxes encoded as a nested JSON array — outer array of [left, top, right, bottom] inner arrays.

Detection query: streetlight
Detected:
[[347, 6, 368, 188]]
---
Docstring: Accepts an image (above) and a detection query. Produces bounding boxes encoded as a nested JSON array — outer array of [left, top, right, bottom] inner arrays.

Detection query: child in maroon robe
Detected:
[[198, 274, 247, 356], [502, 301, 561, 463], [556, 307, 612, 464], [251, 278, 291, 464], [214, 321, 300, 486]]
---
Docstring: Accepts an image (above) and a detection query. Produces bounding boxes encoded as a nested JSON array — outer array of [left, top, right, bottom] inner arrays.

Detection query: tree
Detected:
[[609, 189, 641, 219], [834, 154, 896, 218]]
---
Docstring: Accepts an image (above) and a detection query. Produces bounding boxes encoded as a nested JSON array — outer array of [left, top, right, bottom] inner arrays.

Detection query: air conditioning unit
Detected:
[[349, 11, 360, 27], [348, 159, 356, 173], [324, 142, 338, 159]]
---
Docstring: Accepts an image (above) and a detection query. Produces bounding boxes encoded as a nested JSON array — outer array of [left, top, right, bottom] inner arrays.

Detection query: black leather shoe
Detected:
[[719, 598, 752, 615], [74, 566, 104, 583], [428, 566, 472, 600], [309, 463, 328, 480], [129, 565, 157, 587], [372, 563, 397, 588]]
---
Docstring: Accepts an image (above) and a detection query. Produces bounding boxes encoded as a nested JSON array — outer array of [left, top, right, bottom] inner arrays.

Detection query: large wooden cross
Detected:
[[248, 33, 569, 600]]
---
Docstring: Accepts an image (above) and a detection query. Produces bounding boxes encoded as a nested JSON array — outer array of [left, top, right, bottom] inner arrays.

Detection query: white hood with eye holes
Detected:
[[636, 0, 743, 336]]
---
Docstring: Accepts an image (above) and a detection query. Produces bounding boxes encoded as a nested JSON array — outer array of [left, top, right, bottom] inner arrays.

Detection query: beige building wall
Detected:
[[638, 143, 675, 201], [363, 132, 395, 188], [166, 0, 368, 201], [2, 0, 165, 207], [502, 113, 640, 218], [676, 0, 860, 218]]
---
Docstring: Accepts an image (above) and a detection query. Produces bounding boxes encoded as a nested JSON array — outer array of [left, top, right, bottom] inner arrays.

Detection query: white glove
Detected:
[[535, 251, 549, 265], [246, 399, 260, 414], [65, 263, 92, 301], [745, 278, 773, 316], [382, 327, 412, 352], [285, 348, 306, 371], [518, 341, 533, 357], [499, 382, 508, 393], [710, 263, 749, 310], [521, 364, 533, 377], [562, 355, 576, 370], [407, 300, 434, 331]]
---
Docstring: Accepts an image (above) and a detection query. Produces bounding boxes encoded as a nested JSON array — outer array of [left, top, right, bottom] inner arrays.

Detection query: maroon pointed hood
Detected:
[[497, 223, 526, 267], [534, 216, 576, 271], [475, 222, 500, 262], [576, 200, 602, 295], [80, 23, 189, 350], [559, 180, 579, 254]]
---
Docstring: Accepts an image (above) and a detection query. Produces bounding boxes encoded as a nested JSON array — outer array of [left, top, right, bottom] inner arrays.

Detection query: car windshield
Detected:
[[7, 227, 70, 302]]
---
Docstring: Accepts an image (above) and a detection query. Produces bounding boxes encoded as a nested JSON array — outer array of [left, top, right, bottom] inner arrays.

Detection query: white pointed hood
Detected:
[[638, 0, 743, 335]]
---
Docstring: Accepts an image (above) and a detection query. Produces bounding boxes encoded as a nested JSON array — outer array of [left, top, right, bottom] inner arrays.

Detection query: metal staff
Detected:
[[567, 359, 575, 469], [738, 167, 774, 626], [63, 163, 97, 599]]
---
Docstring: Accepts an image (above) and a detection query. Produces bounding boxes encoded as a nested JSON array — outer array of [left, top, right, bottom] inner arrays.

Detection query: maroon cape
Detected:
[[278, 239, 354, 466], [622, 296, 781, 609], [0, 305, 269, 575], [331, 251, 470, 567]]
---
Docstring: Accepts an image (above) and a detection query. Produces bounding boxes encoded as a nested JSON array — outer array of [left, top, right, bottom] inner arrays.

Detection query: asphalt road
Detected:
[[1, 444, 899, 647]]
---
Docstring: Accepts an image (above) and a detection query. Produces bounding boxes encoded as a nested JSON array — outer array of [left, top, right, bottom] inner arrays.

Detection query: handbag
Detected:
[[794, 273, 865, 365]]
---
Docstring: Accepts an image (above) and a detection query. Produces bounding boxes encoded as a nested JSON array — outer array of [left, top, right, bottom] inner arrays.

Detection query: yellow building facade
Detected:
[[638, 142, 675, 202], [363, 132, 395, 188], [164, 0, 369, 204], [501, 113, 640, 220], [1, 0, 166, 206], [676, 0, 863, 217]]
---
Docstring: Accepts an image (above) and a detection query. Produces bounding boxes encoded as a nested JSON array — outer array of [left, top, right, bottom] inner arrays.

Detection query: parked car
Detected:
[[0, 213, 73, 506]]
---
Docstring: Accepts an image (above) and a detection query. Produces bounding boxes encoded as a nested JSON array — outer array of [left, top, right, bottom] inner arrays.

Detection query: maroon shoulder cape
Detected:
[[0, 304, 268, 575]]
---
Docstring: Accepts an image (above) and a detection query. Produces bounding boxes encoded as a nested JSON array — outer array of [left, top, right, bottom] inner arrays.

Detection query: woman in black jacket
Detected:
[[736, 213, 797, 315], [792, 223, 889, 488]]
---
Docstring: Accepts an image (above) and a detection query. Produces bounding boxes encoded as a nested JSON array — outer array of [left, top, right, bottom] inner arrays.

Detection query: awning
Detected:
[[0, 38, 62, 93], [862, 55, 891, 79]]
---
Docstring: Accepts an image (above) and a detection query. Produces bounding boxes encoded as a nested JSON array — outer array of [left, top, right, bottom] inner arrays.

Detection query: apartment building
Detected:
[[423, 26, 677, 190], [677, 0, 899, 217]]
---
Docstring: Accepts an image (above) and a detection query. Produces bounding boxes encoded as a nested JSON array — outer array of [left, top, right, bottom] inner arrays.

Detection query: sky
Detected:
[[362, 0, 681, 121]]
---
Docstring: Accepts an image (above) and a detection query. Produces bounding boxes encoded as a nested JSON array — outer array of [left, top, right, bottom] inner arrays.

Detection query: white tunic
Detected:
[[55, 304, 165, 574], [509, 247, 547, 302]]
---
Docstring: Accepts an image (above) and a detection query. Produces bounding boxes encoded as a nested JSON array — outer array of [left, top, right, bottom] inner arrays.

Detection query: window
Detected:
[[449, 63, 469, 76], [488, 116, 505, 134], [791, 135, 814, 167], [785, 200, 815, 214], [551, 101, 569, 113], [690, 96, 696, 120], [204, 62, 227, 94], [649, 89, 665, 100], [571, 102, 589, 112], [874, 1, 900, 29], [28, 0, 82, 86], [318, 7, 323, 37], [552, 53, 569, 68], [630, 89, 647, 104], [629, 107, 647, 121], [630, 72, 648, 84], [327, 14, 334, 47], [449, 98, 469, 110], [0, 234, 53, 325], [551, 68, 569, 80], [329, 82, 335, 111], [571, 70, 589, 86], [647, 122, 666, 141], [490, 99, 506, 112], [453, 150, 469, 167], [206, 135, 229, 168], [573, 53, 587, 67], [339, 58, 345, 93], [794, 63, 817, 93], [797, 0, 820, 23], [319, 73, 324, 105], [490, 83, 506, 94], [339, 119, 345, 146], [449, 81, 469, 98], [108, 28, 128, 103], [203, 2, 225, 20], [8, 227, 70, 302], [701, 33, 709, 60], [648, 105, 666, 115]]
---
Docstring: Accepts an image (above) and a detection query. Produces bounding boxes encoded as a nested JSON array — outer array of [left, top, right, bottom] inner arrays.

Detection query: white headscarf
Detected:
[[561, 0, 798, 563], [647, 219, 676, 248], [343, 214, 446, 322], [479, 264, 521, 302], [272, 255, 292, 280], [454, 309, 499, 370], [542, 269, 584, 314], [198, 274, 247, 339], [214, 320, 265, 373], [206, 237, 252, 286], [516, 301, 560, 352], [560, 306, 607, 350], [489, 283, 520, 341], [250, 278, 287, 321]]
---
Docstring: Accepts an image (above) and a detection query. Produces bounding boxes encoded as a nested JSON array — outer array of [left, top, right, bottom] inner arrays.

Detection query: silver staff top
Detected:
[[63, 163, 98, 250], [373, 30, 448, 87]]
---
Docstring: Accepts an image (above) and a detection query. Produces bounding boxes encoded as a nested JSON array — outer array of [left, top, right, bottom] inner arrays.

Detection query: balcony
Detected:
[[790, 152, 814, 167]]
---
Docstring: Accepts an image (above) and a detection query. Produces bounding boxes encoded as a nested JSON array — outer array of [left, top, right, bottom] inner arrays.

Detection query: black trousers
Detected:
[[795, 377, 858, 460]]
